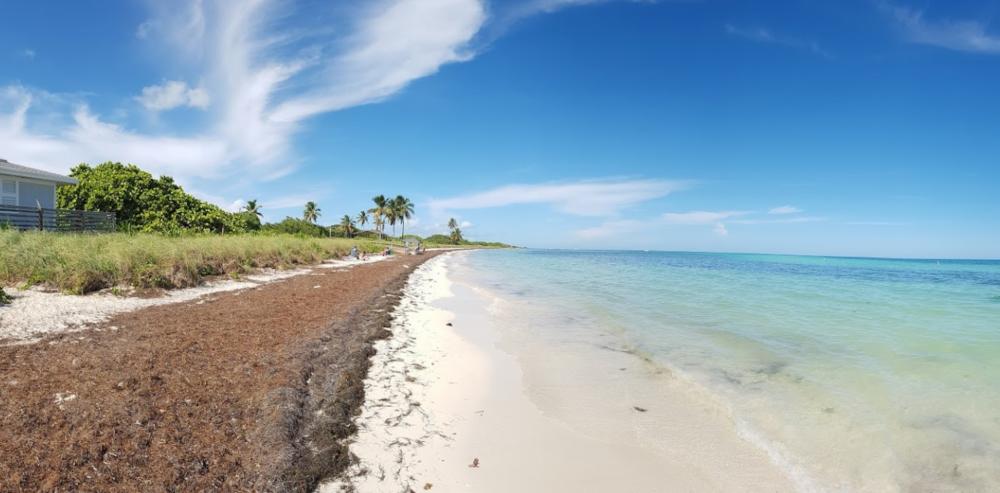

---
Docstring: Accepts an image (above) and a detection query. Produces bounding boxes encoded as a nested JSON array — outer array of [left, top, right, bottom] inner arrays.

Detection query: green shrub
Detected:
[[261, 217, 329, 237], [0, 231, 373, 294], [57, 162, 260, 234]]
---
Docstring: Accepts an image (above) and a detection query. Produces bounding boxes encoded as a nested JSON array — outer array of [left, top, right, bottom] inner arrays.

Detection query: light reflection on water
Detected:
[[455, 249, 1000, 491]]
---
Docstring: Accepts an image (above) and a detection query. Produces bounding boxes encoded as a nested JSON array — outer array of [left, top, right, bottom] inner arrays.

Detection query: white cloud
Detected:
[[731, 216, 825, 225], [845, 221, 907, 226], [884, 3, 1000, 54], [0, 85, 229, 180], [227, 199, 247, 213], [269, 0, 487, 123], [575, 207, 824, 241], [662, 210, 749, 224], [724, 23, 833, 58], [575, 219, 644, 239], [136, 81, 210, 111], [135, 21, 153, 39], [768, 205, 802, 215], [20, 49, 36, 60], [430, 178, 689, 217], [0, 0, 490, 189], [0, 0, 658, 210], [460, 220, 473, 228]]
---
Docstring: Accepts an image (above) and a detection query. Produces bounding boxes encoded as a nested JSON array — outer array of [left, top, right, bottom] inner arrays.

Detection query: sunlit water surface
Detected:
[[453, 249, 1000, 491]]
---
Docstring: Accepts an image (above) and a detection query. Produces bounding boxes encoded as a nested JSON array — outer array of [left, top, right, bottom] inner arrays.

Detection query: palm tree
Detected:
[[448, 217, 459, 231], [303, 201, 320, 223], [386, 204, 398, 239], [340, 214, 355, 238], [373, 215, 384, 240], [356, 210, 368, 234], [450, 227, 463, 245], [244, 199, 262, 218], [394, 195, 414, 240], [369, 195, 388, 239]]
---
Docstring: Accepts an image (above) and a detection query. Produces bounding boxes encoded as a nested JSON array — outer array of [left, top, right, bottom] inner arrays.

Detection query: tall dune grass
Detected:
[[0, 231, 379, 294]]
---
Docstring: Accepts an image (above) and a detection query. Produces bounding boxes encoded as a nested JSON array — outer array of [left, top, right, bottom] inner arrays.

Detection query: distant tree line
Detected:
[[58, 162, 506, 246]]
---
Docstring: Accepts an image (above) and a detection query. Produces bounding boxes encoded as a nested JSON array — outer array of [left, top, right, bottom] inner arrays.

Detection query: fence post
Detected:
[[37, 205, 44, 231]]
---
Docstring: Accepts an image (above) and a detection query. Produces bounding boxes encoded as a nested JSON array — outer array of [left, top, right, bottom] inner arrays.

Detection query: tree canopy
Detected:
[[57, 162, 259, 234]]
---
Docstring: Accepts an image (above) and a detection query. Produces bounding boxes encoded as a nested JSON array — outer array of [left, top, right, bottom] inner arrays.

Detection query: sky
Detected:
[[1, 0, 999, 258]]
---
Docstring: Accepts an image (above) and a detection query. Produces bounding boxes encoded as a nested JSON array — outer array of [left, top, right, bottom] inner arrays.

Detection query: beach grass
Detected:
[[0, 231, 384, 294]]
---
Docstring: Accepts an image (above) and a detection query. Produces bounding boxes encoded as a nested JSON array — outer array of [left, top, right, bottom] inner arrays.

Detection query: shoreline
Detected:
[[327, 251, 797, 492], [0, 252, 439, 491]]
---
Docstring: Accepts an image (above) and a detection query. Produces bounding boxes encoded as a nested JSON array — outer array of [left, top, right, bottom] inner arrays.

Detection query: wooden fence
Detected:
[[0, 204, 116, 233]]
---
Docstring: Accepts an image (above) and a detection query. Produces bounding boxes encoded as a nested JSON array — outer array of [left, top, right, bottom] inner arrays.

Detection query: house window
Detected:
[[0, 179, 16, 206]]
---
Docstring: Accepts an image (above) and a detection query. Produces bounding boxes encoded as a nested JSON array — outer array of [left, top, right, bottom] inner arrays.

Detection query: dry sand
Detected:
[[325, 253, 797, 492], [0, 256, 386, 344]]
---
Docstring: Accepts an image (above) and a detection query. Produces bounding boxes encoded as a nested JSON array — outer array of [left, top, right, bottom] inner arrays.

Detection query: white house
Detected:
[[0, 158, 77, 209]]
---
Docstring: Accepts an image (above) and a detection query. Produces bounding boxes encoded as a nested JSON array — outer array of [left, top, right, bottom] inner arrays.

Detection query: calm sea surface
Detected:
[[456, 249, 1000, 491]]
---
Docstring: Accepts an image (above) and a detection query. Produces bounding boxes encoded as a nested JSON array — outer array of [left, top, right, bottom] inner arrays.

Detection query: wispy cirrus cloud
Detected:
[[662, 210, 750, 224], [882, 2, 1000, 54], [430, 178, 691, 217], [2, 0, 486, 183], [769, 205, 802, 215], [0, 85, 230, 181], [136, 81, 210, 111], [730, 216, 825, 225], [575, 207, 823, 240], [845, 220, 907, 226], [724, 23, 834, 59], [576, 219, 645, 239], [0, 0, 656, 208], [661, 210, 749, 237]]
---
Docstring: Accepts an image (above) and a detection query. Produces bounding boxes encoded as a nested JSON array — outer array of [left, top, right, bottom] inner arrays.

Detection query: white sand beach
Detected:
[[323, 253, 796, 492], [0, 256, 387, 344]]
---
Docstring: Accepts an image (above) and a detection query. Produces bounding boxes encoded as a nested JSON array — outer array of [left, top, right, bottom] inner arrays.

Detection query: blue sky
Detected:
[[1, 0, 998, 258]]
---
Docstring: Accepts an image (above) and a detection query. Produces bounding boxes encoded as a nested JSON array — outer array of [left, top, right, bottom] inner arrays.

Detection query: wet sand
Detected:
[[326, 253, 796, 492]]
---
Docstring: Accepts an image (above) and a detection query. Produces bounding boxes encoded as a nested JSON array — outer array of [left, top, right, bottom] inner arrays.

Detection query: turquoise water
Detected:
[[457, 249, 1000, 491]]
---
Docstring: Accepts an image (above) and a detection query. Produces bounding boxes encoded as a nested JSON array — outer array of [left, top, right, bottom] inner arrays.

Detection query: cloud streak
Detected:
[[575, 207, 823, 240], [730, 216, 825, 225], [883, 2, 1000, 54], [724, 23, 833, 58], [0, 0, 489, 191], [662, 210, 749, 224], [769, 205, 802, 215], [430, 178, 690, 217], [136, 81, 210, 111]]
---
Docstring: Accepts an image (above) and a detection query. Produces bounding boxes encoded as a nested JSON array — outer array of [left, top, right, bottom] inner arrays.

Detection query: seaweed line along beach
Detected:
[[0, 252, 440, 491]]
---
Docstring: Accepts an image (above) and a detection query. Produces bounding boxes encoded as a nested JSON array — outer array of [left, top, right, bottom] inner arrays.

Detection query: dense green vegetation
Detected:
[[55, 161, 508, 246], [0, 287, 10, 305], [0, 162, 515, 296], [261, 217, 329, 237], [0, 231, 380, 294], [58, 162, 260, 234], [422, 234, 511, 248]]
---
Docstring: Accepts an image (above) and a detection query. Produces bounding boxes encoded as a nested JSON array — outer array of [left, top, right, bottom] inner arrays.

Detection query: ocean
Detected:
[[449, 249, 1000, 491]]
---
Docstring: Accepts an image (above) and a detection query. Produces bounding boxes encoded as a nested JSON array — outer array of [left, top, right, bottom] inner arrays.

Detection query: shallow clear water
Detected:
[[456, 249, 1000, 491]]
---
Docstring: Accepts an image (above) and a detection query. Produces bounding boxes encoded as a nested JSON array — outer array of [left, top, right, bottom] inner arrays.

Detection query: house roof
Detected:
[[0, 158, 77, 185]]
